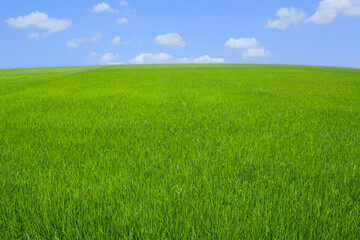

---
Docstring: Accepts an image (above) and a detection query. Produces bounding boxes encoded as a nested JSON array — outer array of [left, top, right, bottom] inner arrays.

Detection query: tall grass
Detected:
[[1, 64, 359, 239]]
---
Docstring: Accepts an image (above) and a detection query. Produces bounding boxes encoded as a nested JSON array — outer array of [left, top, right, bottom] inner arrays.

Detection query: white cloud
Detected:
[[120, 1, 129, 6], [130, 53, 172, 64], [27, 32, 40, 41], [193, 55, 225, 63], [90, 33, 103, 42], [6, 11, 71, 34], [306, 0, 360, 24], [100, 52, 119, 64], [266, 7, 307, 30], [89, 52, 101, 57], [171, 57, 192, 63], [93, 2, 114, 13], [154, 33, 186, 48], [242, 48, 271, 59], [111, 36, 121, 45], [66, 38, 87, 48], [66, 33, 103, 48], [225, 37, 260, 49], [89, 52, 122, 64], [173, 56, 225, 64], [225, 37, 271, 60], [130, 53, 224, 64], [116, 17, 129, 24]]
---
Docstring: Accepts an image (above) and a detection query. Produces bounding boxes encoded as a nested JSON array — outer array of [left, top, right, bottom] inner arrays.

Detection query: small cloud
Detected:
[[116, 17, 129, 24], [90, 32, 103, 43], [306, 0, 360, 24], [154, 33, 186, 48], [130, 53, 172, 64], [225, 37, 259, 49], [100, 52, 119, 64], [176, 55, 225, 64], [242, 48, 271, 60], [130, 53, 225, 64], [173, 57, 192, 63], [120, 1, 128, 6], [27, 32, 40, 41], [89, 52, 122, 64], [6, 11, 71, 35], [89, 52, 101, 57], [111, 36, 121, 45], [93, 2, 115, 13], [225, 37, 271, 60], [193, 55, 225, 63], [66, 33, 103, 48], [66, 38, 87, 48], [266, 7, 306, 30]]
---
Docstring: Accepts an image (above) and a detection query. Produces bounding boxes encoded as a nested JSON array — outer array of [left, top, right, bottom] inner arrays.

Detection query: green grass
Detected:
[[1, 64, 359, 239]]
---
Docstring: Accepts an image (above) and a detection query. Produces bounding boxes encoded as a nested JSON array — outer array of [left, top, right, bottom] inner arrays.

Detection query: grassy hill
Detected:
[[1, 64, 359, 239]]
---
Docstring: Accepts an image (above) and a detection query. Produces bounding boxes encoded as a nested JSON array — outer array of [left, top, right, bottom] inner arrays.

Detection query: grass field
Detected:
[[1, 64, 359, 239]]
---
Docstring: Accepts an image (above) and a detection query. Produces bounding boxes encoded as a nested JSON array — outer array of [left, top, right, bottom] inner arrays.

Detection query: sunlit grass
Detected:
[[1, 64, 359, 239]]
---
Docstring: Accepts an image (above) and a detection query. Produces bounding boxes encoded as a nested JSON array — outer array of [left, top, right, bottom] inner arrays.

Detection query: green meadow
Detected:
[[0, 64, 359, 239]]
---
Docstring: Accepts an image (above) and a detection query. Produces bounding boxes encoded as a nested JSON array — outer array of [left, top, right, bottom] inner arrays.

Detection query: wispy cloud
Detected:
[[193, 55, 225, 63], [89, 33, 103, 43], [120, 1, 129, 6], [116, 17, 129, 24], [111, 36, 121, 45], [27, 32, 40, 41], [66, 33, 103, 48], [66, 38, 87, 48], [89, 52, 120, 64], [130, 53, 224, 64], [266, 7, 306, 30], [88, 52, 101, 57], [100, 52, 119, 64]]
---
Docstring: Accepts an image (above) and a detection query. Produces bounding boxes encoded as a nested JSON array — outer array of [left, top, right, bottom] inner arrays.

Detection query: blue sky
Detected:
[[1, 0, 360, 68]]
